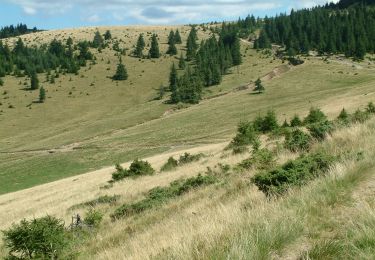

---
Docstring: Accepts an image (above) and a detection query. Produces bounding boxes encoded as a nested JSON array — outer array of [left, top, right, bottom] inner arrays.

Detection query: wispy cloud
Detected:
[[5, 0, 338, 25]]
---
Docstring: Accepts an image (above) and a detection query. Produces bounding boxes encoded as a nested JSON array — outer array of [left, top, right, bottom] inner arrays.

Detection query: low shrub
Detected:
[[129, 159, 155, 176], [304, 107, 327, 125], [160, 157, 178, 172], [238, 148, 275, 170], [336, 108, 350, 126], [307, 120, 334, 141], [366, 102, 375, 114], [352, 109, 370, 123], [84, 209, 103, 228], [230, 121, 260, 153], [178, 152, 204, 165], [284, 129, 312, 152], [71, 195, 120, 209], [252, 151, 335, 196], [253, 110, 279, 133], [111, 159, 155, 182], [290, 115, 303, 127], [111, 174, 217, 220], [2, 216, 68, 259]]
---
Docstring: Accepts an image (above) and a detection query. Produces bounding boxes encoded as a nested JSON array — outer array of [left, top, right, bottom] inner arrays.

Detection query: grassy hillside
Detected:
[[1, 26, 375, 195]]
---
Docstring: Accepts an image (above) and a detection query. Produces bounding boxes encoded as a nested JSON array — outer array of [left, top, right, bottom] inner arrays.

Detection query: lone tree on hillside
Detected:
[[174, 29, 182, 44], [134, 33, 145, 58], [149, 34, 160, 58], [178, 53, 186, 69], [30, 73, 39, 90], [113, 58, 128, 80], [168, 30, 175, 44], [92, 31, 104, 48], [39, 87, 46, 103], [167, 38, 177, 55], [253, 78, 265, 94], [104, 30, 112, 40]]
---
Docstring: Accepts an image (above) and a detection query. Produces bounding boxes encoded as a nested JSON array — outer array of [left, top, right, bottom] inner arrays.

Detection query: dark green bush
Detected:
[[253, 110, 279, 133], [284, 129, 312, 152], [307, 120, 334, 141], [160, 157, 178, 172], [111, 174, 217, 220], [352, 109, 370, 123], [290, 114, 303, 127], [304, 107, 327, 125], [252, 152, 335, 196], [366, 102, 375, 114], [230, 121, 260, 153], [84, 209, 103, 228], [72, 195, 120, 209], [178, 153, 204, 165], [2, 216, 68, 259], [238, 148, 275, 170], [129, 159, 155, 176], [336, 108, 350, 126], [111, 164, 129, 181]]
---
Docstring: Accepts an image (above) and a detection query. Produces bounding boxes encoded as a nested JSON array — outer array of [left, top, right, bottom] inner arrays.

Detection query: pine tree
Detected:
[[232, 37, 242, 66], [290, 115, 302, 127], [253, 78, 265, 93], [39, 87, 46, 103], [113, 59, 128, 80], [186, 27, 198, 61], [168, 30, 175, 44], [167, 38, 177, 55], [104, 30, 112, 40], [169, 63, 179, 103], [255, 30, 271, 49], [92, 31, 104, 48], [30, 73, 39, 90], [149, 34, 160, 58], [178, 53, 186, 69], [134, 34, 145, 58], [174, 29, 182, 44]]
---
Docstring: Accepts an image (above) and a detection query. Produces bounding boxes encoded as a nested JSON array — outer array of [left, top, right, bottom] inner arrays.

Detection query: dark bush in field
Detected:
[[304, 107, 327, 125], [284, 129, 312, 152], [230, 121, 260, 153], [238, 148, 275, 170], [84, 209, 103, 228], [2, 216, 68, 259], [253, 110, 279, 133], [160, 157, 179, 172], [178, 152, 203, 165], [252, 152, 335, 196], [307, 120, 334, 141], [111, 159, 155, 182]]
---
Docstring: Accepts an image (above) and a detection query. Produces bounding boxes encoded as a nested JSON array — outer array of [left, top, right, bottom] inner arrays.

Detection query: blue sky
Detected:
[[0, 0, 338, 29]]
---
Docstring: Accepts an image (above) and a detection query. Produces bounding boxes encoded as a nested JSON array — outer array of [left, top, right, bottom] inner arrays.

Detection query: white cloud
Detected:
[[5, 0, 339, 24]]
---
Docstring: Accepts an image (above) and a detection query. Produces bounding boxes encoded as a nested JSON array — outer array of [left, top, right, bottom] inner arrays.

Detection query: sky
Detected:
[[0, 0, 338, 30]]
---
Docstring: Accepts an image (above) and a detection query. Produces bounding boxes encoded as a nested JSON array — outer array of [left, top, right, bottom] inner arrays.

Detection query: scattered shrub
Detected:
[[230, 121, 260, 153], [129, 159, 155, 176], [238, 148, 275, 170], [252, 151, 335, 196], [111, 174, 216, 220], [284, 129, 312, 152], [111, 164, 129, 181], [84, 209, 103, 228], [352, 109, 369, 123], [304, 107, 327, 125], [307, 120, 334, 141], [253, 110, 279, 133], [336, 108, 350, 126], [71, 195, 120, 209], [290, 114, 303, 127], [160, 156, 179, 172], [2, 216, 68, 259], [366, 102, 375, 114], [178, 152, 203, 165]]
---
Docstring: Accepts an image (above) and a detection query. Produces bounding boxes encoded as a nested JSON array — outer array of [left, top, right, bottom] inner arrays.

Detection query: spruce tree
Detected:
[[169, 63, 180, 103], [92, 31, 104, 48], [167, 38, 177, 55], [174, 29, 182, 44], [149, 34, 160, 58], [168, 30, 175, 44], [178, 53, 186, 69], [113, 59, 128, 80], [104, 30, 112, 40], [232, 37, 242, 66], [134, 34, 145, 58], [30, 73, 39, 90], [39, 87, 46, 103], [253, 78, 265, 93], [186, 27, 198, 61]]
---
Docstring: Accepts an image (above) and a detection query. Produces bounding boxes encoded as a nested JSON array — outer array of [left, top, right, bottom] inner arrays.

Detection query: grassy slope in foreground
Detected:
[[1, 26, 375, 194]]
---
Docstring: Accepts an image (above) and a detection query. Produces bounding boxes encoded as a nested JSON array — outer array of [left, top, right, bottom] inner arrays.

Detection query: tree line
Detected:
[[254, 2, 375, 59], [0, 23, 38, 39]]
